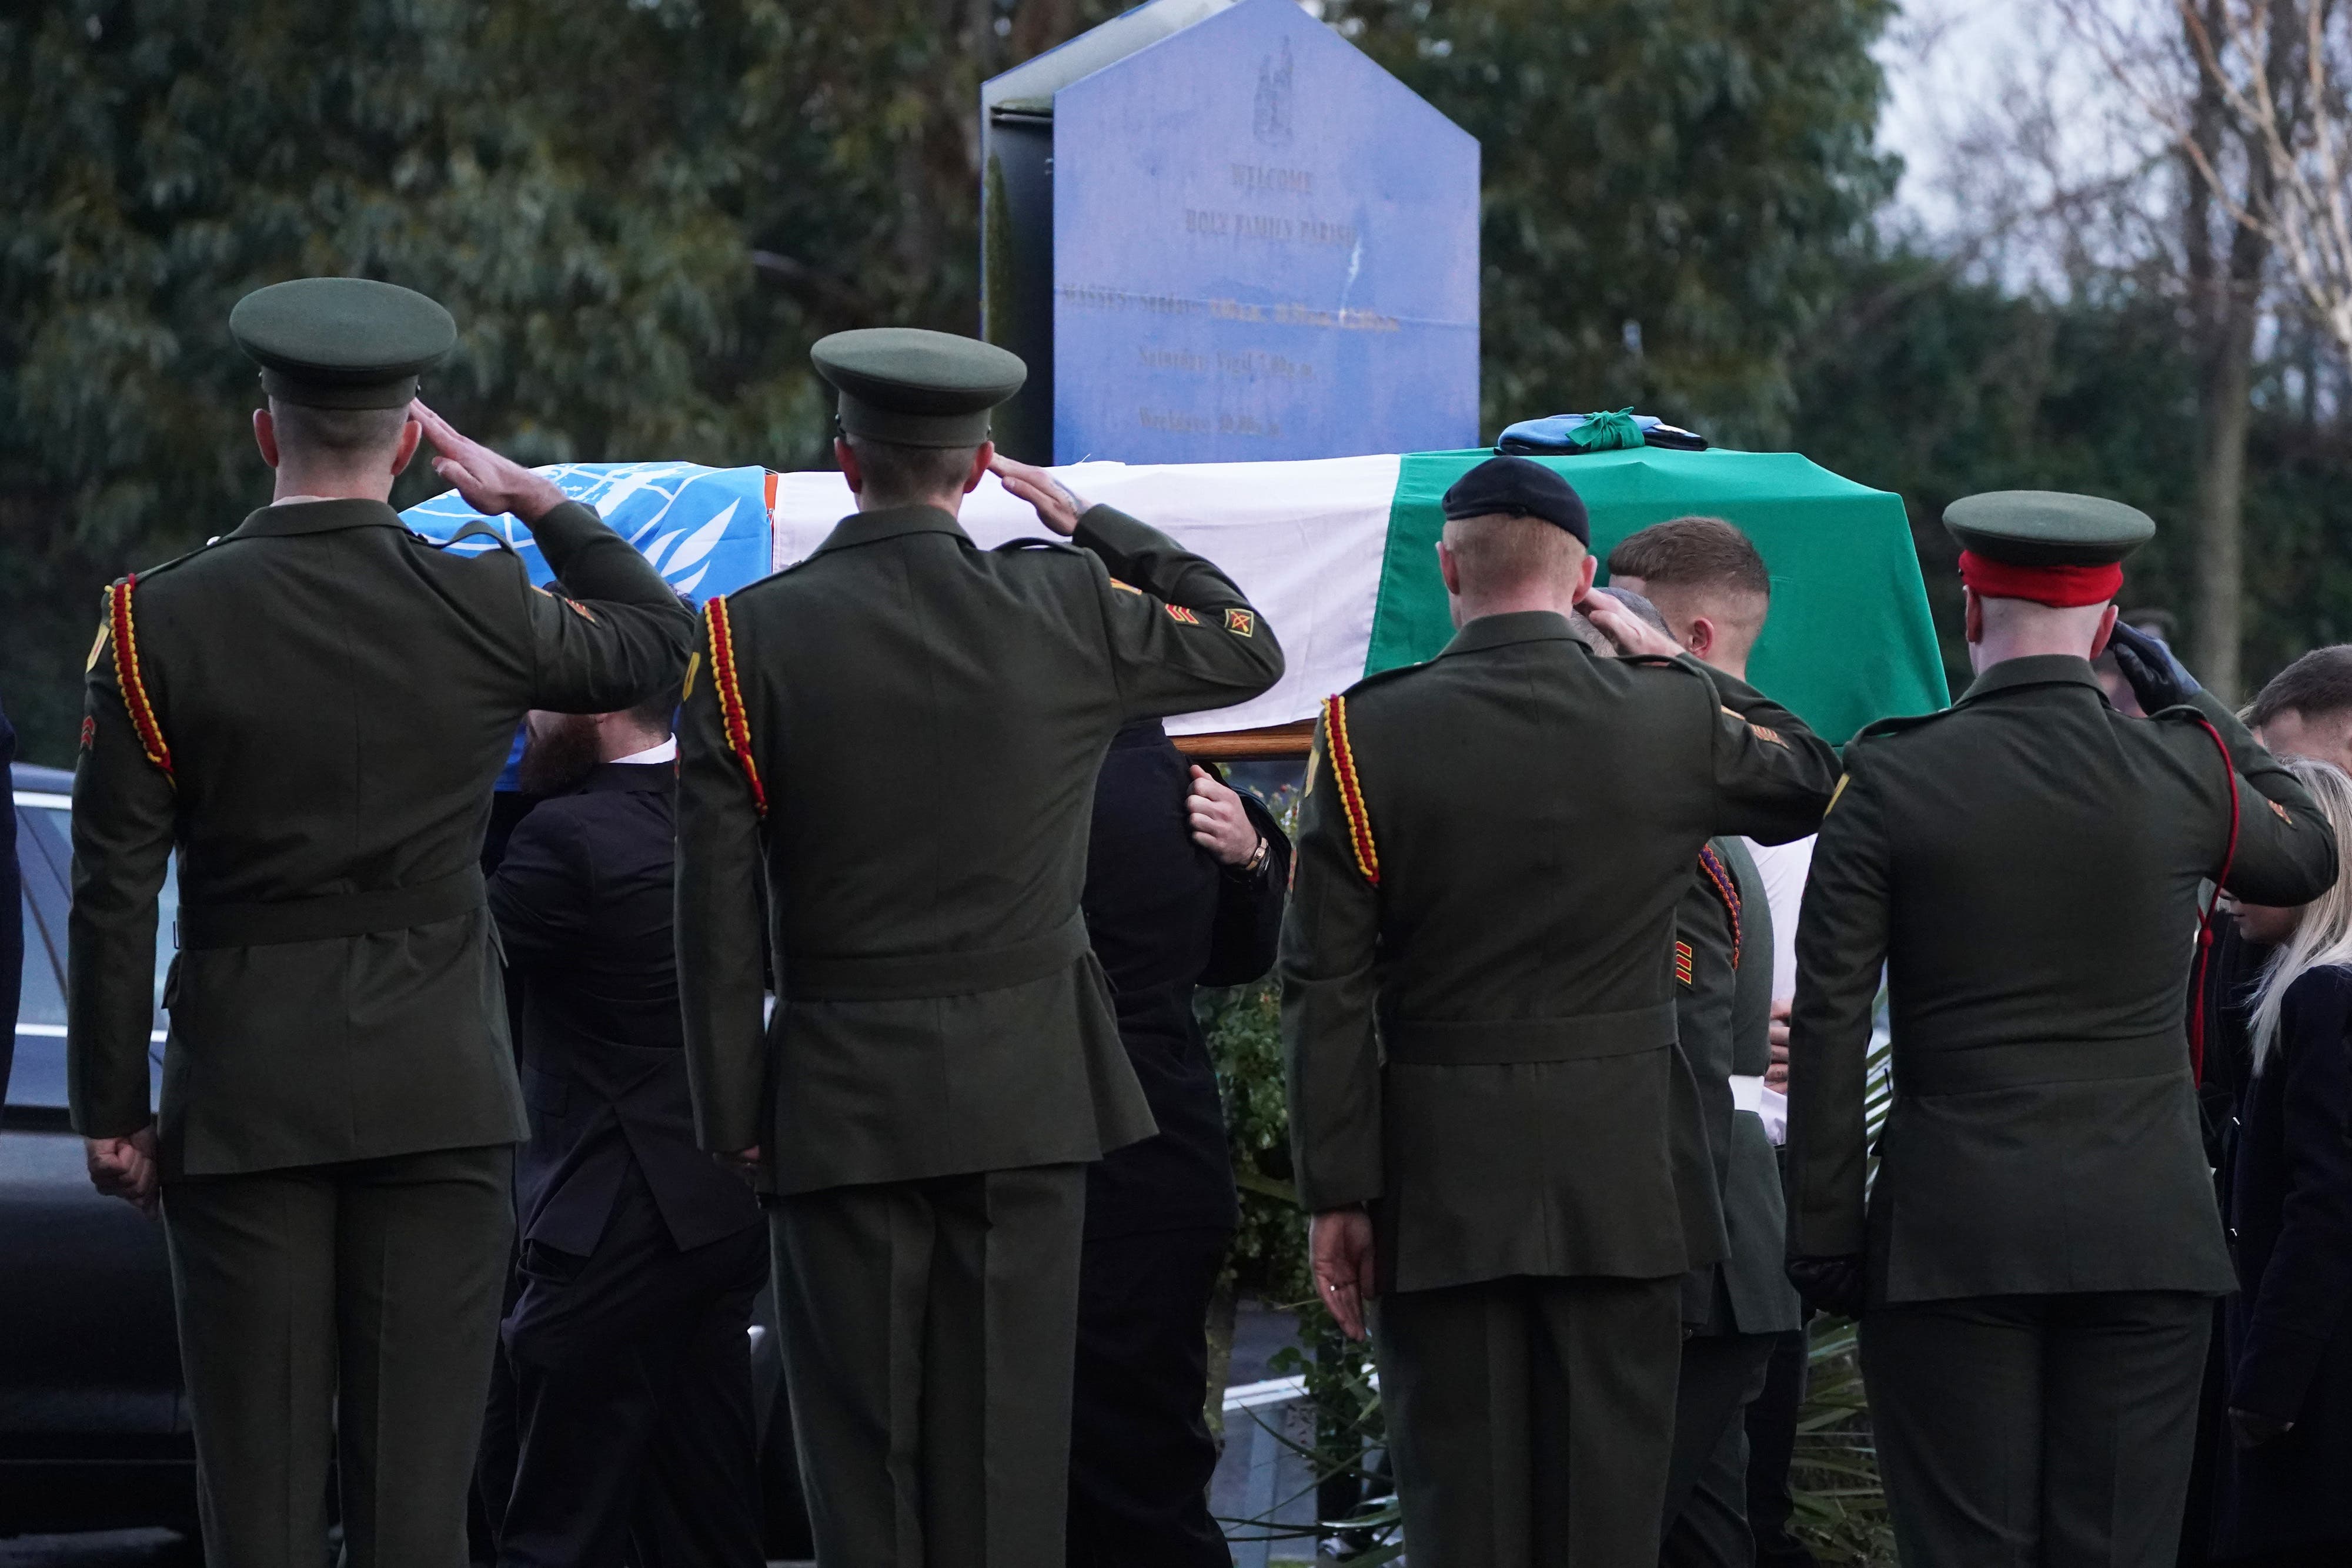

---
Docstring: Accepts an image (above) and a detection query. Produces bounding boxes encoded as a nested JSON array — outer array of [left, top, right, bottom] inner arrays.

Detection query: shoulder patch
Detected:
[[1225, 607, 1255, 638], [1108, 577, 1144, 595], [2270, 797, 2294, 824], [1166, 604, 1201, 626], [1721, 704, 1790, 749]]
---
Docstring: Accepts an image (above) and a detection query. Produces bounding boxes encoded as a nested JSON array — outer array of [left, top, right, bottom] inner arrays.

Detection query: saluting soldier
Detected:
[[674, 327, 1284, 1567], [1784, 492, 2340, 1568], [1279, 457, 1839, 1568], [66, 277, 694, 1568]]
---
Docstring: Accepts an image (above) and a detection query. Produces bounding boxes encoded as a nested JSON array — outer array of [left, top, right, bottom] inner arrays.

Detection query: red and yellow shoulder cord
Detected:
[[703, 595, 766, 816], [108, 577, 174, 783], [1321, 693, 1379, 887], [1696, 842, 1743, 969]]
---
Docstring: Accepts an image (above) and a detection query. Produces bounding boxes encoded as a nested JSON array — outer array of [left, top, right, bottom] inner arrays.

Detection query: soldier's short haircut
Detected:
[[268, 400, 412, 460], [1441, 513, 1585, 596], [844, 436, 980, 509], [1605, 516, 1771, 602], [2249, 645, 2352, 728]]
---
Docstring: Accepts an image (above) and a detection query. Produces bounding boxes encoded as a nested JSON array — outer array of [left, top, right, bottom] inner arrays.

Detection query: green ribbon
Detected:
[[1568, 407, 1645, 452]]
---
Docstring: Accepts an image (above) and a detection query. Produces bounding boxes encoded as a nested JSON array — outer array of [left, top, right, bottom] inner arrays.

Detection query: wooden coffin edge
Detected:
[[1170, 719, 1314, 761]]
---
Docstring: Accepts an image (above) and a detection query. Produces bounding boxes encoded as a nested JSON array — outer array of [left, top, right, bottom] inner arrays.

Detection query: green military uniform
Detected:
[[1785, 491, 2340, 1568], [674, 328, 1284, 1567], [1661, 838, 1804, 1567], [1281, 459, 1837, 1568], [66, 278, 693, 1568]]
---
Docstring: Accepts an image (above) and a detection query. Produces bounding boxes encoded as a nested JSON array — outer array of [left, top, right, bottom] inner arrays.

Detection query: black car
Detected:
[[4, 762, 195, 1534]]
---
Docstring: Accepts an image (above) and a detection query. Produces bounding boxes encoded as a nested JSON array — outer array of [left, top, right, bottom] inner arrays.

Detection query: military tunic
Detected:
[[1279, 610, 1838, 1568], [67, 496, 692, 1568], [1786, 657, 2338, 1568], [674, 501, 1281, 1568]]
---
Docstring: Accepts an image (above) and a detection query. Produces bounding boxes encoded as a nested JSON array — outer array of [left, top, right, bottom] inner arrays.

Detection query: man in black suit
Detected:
[[1067, 721, 1289, 1568], [482, 696, 767, 1568]]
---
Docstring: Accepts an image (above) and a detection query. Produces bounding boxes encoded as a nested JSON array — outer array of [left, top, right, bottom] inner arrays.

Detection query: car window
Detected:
[[20, 804, 175, 1016], [16, 887, 64, 1027]]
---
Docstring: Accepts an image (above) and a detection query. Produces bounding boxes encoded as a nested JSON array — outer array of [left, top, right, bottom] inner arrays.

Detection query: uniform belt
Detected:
[[1382, 1002, 1678, 1066], [1893, 1032, 2184, 1096], [781, 912, 1088, 1003], [178, 866, 486, 950]]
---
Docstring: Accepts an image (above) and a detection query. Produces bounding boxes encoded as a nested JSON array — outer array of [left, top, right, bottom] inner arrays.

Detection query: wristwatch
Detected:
[[1229, 835, 1271, 879]]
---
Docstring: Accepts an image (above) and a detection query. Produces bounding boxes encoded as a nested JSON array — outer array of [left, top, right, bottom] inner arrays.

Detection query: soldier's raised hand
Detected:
[[1583, 593, 1685, 659], [2106, 621, 2200, 714], [412, 400, 569, 525], [988, 453, 1089, 537]]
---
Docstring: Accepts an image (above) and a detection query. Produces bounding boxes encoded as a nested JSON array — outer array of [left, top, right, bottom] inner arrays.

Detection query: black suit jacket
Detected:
[[2214, 962, 2352, 1555], [1080, 721, 1288, 1241], [490, 761, 759, 1256]]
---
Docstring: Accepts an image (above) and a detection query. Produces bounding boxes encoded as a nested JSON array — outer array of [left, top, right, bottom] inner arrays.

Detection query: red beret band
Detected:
[[1957, 550, 2124, 608]]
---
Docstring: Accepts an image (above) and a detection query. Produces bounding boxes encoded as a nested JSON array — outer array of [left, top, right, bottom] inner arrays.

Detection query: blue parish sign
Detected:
[[986, 0, 1479, 464]]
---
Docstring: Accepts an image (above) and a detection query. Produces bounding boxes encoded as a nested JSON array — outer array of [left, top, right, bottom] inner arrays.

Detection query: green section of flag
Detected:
[[1367, 447, 1949, 743]]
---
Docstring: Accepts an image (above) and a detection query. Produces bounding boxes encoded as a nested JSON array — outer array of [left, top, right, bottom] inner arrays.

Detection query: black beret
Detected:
[[812, 328, 1028, 448], [1440, 456, 1589, 544], [230, 278, 456, 410]]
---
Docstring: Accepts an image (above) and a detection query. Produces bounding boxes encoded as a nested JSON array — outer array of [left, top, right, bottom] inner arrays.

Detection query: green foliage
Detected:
[[1327, 0, 1901, 445], [1790, 246, 2352, 696]]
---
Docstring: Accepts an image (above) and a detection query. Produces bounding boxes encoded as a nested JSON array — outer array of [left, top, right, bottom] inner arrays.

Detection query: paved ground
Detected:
[[0, 1308, 1329, 1567]]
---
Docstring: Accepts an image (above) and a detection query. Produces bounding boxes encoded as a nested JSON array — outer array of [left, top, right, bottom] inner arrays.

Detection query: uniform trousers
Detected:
[[161, 1144, 513, 1568], [1745, 1323, 1817, 1568], [771, 1163, 1088, 1568], [492, 1161, 769, 1568], [1066, 1225, 1234, 1568], [1859, 1291, 2213, 1568], [1659, 1332, 1776, 1568], [1371, 1273, 1683, 1568]]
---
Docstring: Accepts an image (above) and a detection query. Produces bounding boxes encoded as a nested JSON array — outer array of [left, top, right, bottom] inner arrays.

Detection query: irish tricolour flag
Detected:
[[409, 447, 1949, 741]]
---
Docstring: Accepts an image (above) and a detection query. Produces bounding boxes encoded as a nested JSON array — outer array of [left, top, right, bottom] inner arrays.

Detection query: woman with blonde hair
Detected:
[[2209, 752, 2352, 1566]]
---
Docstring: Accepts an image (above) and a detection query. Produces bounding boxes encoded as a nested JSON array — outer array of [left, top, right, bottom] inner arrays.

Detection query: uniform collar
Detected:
[[812, 504, 971, 556], [1959, 653, 2107, 706], [1441, 609, 1585, 658], [226, 497, 406, 540]]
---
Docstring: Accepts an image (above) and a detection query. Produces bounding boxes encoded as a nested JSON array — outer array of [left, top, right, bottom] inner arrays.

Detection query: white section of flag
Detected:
[[770, 455, 1400, 734]]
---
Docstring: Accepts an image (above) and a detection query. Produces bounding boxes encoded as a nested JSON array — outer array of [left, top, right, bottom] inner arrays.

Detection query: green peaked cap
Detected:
[[229, 277, 456, 410], [1942, 489, 2156, 567], [812, 327, 1027, 449]]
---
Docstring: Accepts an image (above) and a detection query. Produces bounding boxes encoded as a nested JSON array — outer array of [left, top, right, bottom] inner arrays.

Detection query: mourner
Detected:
[[1280, 456, 1838, 1567], [1784, 490, 2339, 1568], [674, 327, 1283, 1567], [1067, 733, 1288, 1568], [2207, 754, 2352, 1567], [483, 702, 768, 1568], [67, 278, 692, 1568], [1608, 519, 1806, 1568]]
